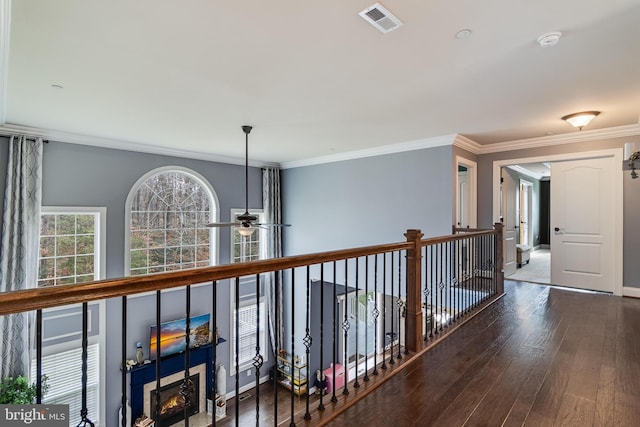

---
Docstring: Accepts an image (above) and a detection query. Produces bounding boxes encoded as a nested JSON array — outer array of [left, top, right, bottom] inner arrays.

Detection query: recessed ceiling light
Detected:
[[455, 29, 472, 39], [537, 32, 562, 47], [51, 84, 64, 89]]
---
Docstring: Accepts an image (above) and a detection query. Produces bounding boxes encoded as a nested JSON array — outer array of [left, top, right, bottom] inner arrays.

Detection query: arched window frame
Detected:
[[124, 166, 220, 275]]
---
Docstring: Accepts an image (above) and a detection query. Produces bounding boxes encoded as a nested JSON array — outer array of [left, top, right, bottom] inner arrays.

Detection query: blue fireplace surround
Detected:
[[129, 339, 225, 422]]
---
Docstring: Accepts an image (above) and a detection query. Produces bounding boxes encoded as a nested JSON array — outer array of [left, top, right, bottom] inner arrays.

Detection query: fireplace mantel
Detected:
[[129, 340, 224, 423]]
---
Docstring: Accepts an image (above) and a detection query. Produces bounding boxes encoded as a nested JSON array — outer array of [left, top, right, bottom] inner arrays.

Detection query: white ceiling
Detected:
[[2, 0, 640, 165]]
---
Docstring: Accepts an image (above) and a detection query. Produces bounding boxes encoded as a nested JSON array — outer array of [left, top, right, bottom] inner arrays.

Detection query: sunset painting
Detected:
[[149, 313, 210, 360]]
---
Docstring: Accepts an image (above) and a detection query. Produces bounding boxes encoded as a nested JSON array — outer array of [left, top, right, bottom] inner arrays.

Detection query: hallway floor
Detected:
[[508, 248, 550, 284]]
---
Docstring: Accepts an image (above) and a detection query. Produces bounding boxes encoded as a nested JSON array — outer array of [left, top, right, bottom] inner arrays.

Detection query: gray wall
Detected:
[[282, 145, 454, 255], [281, 145, 454, 352], [0, 139, 265, 425], [476, 135, 640, 288]]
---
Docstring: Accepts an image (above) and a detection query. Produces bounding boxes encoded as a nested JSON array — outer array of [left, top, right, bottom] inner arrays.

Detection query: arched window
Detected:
[[125, 167, 218, 275]]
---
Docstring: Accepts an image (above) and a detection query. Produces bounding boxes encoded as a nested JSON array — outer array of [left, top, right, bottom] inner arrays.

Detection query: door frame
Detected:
[[492, 148, 623, 296], [519, 179, 533, 247], [455, 156, 477, 228]]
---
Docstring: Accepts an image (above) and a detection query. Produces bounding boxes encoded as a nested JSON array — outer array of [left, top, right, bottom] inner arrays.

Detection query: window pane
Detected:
[[76, 235, 94, 255], [128, 171, 214, 274], [76, 216, 94, 234], [40, 236, 55, 257], [76, 255, 94, 276], [39, 258, 55, 280], [41, 215, 55, 236], [56, 215, 76, 235], [56, 236, 75, 256]]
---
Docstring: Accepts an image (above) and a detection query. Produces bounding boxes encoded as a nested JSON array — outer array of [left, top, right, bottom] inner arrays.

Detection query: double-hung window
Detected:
[[34, 207, 106, 427], [230, 209, 268, 373]]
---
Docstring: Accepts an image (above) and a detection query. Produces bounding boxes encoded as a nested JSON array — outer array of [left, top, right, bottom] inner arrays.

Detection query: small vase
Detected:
[[135, 342, 144, 365]]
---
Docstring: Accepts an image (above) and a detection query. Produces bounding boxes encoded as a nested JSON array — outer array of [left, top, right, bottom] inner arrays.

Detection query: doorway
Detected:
[[493, 149, 623, 295], [455, 157, 477, 229]]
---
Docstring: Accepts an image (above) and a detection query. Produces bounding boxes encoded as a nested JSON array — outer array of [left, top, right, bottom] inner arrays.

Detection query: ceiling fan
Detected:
[[206, 125, 290, 235]]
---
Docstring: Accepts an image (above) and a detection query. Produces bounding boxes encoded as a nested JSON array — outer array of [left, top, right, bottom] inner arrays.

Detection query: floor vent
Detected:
[[359, 3, 403, 34]]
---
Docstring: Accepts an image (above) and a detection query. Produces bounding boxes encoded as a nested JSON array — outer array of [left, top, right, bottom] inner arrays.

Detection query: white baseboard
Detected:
[[223, 374, 270, 399], [623, 287, 640, 298]]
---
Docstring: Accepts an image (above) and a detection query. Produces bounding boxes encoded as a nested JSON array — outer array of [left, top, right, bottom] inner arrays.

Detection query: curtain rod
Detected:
[[0, 134, 49, 143]]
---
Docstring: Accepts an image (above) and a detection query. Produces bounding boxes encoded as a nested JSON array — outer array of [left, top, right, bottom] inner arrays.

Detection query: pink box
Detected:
[[323, 364, 346, 393]]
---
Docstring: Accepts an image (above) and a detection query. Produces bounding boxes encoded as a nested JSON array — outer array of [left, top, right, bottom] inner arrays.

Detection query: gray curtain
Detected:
[[0, 136, 44, 379], [262, 168, 284, 356]]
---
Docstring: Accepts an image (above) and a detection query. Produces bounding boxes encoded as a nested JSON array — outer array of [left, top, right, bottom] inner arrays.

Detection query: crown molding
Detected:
[[0, 0, 11, 125], [478, 124, 640, 154], [452, 134, 482, 155], [0, 123, 278, 168], [280, 134, 456, 169]]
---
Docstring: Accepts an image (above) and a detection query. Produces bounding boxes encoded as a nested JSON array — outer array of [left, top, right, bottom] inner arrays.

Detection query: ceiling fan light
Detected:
[[237, 227, 256, 237], [561, 111, 600, 130]]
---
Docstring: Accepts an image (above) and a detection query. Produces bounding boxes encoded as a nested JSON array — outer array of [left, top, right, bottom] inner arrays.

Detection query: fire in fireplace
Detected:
[[150, 373, 200, 426]]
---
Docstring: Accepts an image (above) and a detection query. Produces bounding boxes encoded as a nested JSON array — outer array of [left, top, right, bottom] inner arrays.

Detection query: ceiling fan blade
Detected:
[[205, 222, 241, 228], [254, 223, 291, 228]]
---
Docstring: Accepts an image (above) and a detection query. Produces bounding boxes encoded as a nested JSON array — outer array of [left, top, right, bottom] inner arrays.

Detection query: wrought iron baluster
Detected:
[[304, 267, 312, 420], [212, 280, 218, 427], [342, 259, 350, 396], [396, 251, 403, 359], [372, 254, 379, 376], [318, 264, 325, 411], [353, 258, 360, 388], [154, 291, 162, 426], [363, 256, 370, 382], [182, 285, 193, 427], [381, 252, 387, 371], [423, 246, 430, 341], [274, 272, 280, 427], [254, 274, 263, 427], [331, 261, 337, 403], [388, 251, 395, 365], [235, 277, 241, 427], [289, 268, 296, 427], [36, 309, 43, 404], [76, 302, 94, 427], [120, 299, 126, 427]]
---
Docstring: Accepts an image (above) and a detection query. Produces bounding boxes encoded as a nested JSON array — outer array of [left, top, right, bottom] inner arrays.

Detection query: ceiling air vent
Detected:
[[359, 3, 403, 34]]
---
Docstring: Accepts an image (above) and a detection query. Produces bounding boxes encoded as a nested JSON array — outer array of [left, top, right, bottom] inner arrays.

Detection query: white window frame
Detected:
[[229, 209, 268, 374], [230, 295, 268, 374], [124, 166, 219, 287], [229, 208, 266, 263], [36, 207, 106, 427]]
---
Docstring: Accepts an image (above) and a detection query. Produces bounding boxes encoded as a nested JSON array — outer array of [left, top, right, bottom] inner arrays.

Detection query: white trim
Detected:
[[506, 165, 544, 181], [453, 134, 482, 155], [455, 156, 477, 228], [280, 134, 456, 169], [0, 0, 10, 125], [0, 123, 277, 168], [124, 166, 220, 277], [492, 148, 624, 296], [480, 124, 640, 155], [623, 287, 640, 299]]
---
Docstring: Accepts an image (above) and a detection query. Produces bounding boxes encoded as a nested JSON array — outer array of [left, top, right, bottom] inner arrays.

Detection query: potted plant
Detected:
[[0, 375, 48, 404]]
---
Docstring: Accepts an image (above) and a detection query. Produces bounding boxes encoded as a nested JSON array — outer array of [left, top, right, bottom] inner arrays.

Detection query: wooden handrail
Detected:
[[0, 227, 501, 316], [0, 240, 411, 316]]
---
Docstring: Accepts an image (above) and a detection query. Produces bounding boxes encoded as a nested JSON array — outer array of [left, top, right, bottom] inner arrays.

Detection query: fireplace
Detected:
[[149, 373, 200, 426]]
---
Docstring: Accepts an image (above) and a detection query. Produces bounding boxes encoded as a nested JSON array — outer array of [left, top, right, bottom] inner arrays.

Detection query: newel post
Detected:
[[404, 229, 423, 353], [494, 222, 505, 295]]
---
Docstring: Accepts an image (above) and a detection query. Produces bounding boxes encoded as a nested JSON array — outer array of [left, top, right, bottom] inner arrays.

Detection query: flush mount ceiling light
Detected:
[[538, 31, 562, 47], [561, 111, 600, 130], [455, 29, 472, 39]]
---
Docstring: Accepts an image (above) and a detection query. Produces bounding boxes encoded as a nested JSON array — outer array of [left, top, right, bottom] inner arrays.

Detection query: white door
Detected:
[[519, 180, 533, 247], [502, 169, 517, 277], [550, 157, 615, 292], [457, 170, 470, 228]]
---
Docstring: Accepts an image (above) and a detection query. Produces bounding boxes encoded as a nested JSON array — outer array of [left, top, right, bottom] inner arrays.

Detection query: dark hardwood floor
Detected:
[[213, 280, 640, 426], [324, 281, 640, 427]]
